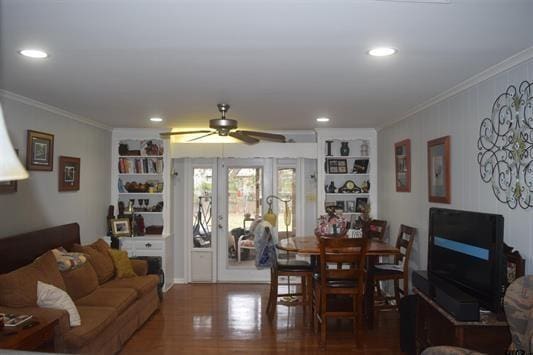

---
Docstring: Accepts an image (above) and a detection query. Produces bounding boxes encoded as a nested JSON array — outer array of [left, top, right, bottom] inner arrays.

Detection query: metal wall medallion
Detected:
[[477, 80, 533, 209]]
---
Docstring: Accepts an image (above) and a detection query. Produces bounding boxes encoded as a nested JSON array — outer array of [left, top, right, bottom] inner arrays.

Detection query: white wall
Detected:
[[0, 95, 111, 244], [378, 57, 533, 275]]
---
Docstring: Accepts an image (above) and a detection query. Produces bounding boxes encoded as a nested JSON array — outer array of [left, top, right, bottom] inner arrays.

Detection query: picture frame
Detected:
[[0, 149, 19, 194], [352, 159, 369, 174], [111, 218, 131, 237], [335, 200, 345, 211], [27, 130, 54, 171], [58, 156, 80, 191], [324, 202, 337, 214], [327, 159, 347, 174], [345, 200, 356, 213], [355, 197, 368, 213], [427, 136, 451, 203], [395, 139, 411, 192]]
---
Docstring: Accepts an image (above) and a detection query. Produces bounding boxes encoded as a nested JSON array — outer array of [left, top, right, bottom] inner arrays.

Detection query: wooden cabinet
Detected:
[[415, 289, 511, 355]]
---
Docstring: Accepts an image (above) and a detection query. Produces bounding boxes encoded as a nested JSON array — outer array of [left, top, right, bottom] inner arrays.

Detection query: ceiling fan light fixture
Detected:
[[368, 47, 398, 57]]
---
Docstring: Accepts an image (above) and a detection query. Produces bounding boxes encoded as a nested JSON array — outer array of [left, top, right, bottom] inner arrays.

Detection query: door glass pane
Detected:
[[277, 168, 296, 239], [193, 168, 212, 248], [227, 167, 262, 267]]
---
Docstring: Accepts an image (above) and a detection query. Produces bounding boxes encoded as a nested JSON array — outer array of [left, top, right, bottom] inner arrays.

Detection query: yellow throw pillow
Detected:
[[107, 249, 137, 279]]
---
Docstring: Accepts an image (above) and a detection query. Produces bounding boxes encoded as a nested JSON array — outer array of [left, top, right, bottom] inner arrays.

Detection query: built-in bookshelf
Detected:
[[316, 129, 378, 223]]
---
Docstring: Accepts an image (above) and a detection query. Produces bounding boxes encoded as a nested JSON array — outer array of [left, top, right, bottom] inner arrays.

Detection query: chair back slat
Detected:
[[394, 225, 416, 268], [319, 237, 368, 287]]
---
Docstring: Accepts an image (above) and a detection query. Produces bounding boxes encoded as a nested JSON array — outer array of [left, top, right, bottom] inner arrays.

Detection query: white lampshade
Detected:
[[0, 104, 29, 181]]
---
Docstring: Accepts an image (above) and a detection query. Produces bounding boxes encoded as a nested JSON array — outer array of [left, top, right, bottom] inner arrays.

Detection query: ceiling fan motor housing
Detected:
[[210, 118, 238, 136]]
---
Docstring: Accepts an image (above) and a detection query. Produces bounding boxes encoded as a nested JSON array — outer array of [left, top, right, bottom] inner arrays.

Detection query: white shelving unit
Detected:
[[316, 128, 378, 221], [110, 129, 173, 291]]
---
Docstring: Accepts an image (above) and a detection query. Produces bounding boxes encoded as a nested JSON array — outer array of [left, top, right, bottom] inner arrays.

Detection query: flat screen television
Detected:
[[428, 208, 505, 313]]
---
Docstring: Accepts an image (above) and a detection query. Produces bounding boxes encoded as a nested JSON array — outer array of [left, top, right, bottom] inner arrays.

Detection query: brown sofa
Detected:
[[0, 223, 160, 354]]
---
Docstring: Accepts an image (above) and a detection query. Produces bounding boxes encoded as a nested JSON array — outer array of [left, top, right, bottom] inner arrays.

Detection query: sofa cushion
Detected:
[[72, 241, 114, 284], [0, 251, 66, 307], [61, 262, 99, 300], [102, 274, 159, 297], [108, 249, 137, 279], [63, 306, 117, 349], [37, 281, 81, 327], [76, 287, 137, 314]]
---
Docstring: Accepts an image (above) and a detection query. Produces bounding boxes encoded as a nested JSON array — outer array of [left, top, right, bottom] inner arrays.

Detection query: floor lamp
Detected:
[[265, 195, 297, 303], [0, 104, 29, 182]]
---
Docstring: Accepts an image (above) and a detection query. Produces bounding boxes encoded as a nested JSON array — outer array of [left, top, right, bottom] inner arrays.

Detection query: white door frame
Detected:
[[216, 158, 272, 282]]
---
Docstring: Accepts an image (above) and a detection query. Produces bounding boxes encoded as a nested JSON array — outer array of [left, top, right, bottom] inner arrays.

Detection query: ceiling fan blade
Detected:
[[187, 131, 217, 142], [160, 130, 212, 137], [236, 130, 286, 143], [229, 131, 260, 145]]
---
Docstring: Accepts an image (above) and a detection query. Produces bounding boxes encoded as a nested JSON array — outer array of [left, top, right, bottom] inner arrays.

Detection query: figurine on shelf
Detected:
[[118, 201, 126, 218], [326, 140, 333, 156], [340, 142, 350, 156], [106, 205, 115, 236], [360, 140, 369, 156], [327, 181, 337, 193], [361, 180, 370, 193], [134, 214, 146, 236]]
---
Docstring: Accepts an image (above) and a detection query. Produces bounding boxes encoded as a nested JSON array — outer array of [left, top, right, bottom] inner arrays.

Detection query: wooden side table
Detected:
[[0, 317, 57, 351]]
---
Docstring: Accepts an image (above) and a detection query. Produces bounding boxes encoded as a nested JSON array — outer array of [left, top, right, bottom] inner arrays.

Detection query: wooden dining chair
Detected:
[[371, 224, 416, 309], [313, 237, 368, 346], [266, 251, 313, 324]]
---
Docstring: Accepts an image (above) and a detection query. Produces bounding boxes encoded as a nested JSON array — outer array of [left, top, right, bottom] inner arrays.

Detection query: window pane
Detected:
[[193, 168, 212, 248]]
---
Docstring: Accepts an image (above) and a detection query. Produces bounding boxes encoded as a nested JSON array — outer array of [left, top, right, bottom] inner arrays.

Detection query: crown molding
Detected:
[[378, 46, 533, 131], [0, 90, 111, 131]]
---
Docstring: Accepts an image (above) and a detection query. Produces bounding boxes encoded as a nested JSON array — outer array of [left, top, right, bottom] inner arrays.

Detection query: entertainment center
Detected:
[[412, 208, 525, 354]]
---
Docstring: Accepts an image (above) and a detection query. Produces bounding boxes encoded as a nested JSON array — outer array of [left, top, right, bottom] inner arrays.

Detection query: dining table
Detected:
[[277, 235, 401, 329]]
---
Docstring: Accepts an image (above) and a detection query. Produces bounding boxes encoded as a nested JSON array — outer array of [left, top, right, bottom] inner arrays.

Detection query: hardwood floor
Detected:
[[120, 284, 404, 354]]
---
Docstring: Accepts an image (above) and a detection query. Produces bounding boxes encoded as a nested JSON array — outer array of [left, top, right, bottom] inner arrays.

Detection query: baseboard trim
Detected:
[[173, 278, 187, 284]]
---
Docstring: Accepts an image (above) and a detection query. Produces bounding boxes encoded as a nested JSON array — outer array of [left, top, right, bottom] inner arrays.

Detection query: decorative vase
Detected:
[[326, 140, 333, 156], [340, 142, 350, 156], [360, 140, 369, 156]]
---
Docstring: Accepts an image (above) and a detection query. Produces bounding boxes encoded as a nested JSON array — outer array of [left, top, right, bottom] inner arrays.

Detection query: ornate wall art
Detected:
[[477, 80, 533, 209]]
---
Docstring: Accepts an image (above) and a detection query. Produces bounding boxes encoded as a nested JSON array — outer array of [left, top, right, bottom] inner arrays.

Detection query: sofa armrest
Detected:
[[130, 259, 148, 276]]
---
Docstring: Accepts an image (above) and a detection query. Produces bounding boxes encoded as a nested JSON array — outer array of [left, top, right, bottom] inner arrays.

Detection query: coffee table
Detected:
[[0, 317, 57, 351]]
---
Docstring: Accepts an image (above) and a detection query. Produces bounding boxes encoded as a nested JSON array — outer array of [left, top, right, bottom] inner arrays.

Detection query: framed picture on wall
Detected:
[[395, 139, 411, 192], [58, 156, 80, 191], [427, 136, 450, 203], [26, 130, 54, 171], [0, 149, 19, 194]]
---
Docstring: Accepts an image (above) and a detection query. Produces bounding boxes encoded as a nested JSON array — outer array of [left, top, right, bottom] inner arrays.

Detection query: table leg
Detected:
[[364, 256, 376, 329]]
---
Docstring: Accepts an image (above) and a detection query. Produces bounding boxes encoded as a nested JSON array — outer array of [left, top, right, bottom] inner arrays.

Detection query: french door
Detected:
[[216, 158, 272, 282]]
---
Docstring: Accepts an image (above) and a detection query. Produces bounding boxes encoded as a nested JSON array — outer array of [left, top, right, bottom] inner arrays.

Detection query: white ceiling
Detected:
[[1, 0, 533, 130]]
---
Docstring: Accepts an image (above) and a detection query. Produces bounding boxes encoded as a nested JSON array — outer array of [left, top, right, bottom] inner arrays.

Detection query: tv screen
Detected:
[[428, 208, 504, 312]]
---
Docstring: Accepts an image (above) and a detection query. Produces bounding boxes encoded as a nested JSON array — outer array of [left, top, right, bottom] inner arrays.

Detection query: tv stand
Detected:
[[414, 288, 511, 355]]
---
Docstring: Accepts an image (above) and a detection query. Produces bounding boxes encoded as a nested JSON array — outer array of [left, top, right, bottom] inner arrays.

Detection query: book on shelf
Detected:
[[1, 313, 33, 327], [118, 158, 164, 174]]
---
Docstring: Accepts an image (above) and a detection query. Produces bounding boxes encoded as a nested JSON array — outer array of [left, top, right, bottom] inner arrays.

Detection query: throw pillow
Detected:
[[51, 247, 87, 271], [71, 242, 114, 284], [107, 249, 137, 279], [37, 281, 81, 327], [61, 262, 99, 300], [0, 251, 66, 307]]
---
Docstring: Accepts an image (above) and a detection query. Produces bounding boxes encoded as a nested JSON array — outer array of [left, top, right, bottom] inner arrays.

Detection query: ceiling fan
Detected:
[[160, 104, 286, 145]]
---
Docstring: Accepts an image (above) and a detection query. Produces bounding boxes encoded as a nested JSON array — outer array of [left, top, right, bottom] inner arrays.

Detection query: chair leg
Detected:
[[352, 294, 357, 335], [394, 279, 400, 307], [320, 293, 327, 345], [267, 269, 278, 315]]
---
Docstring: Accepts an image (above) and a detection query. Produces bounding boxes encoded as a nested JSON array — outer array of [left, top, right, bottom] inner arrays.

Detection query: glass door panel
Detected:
[[192, 168, 213, 248], [277, 168, 296, 239]]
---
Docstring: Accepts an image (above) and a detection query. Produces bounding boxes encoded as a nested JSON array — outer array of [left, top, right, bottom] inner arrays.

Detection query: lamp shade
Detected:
[[0, 104, 29, 181]]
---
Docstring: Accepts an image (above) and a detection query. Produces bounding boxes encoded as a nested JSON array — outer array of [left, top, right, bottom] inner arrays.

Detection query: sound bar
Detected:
[[412, 271, 480, 321]]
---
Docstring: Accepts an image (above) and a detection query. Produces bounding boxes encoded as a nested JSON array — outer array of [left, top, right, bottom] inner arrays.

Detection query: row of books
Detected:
[[118, 158, 164, 174]]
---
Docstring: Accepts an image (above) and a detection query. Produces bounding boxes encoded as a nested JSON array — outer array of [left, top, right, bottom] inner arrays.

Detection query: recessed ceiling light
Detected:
[[368, 47, 397, 57], [18, 49, 48, 59], [316, 117, 330, 122], [149, 117, 163, 123]]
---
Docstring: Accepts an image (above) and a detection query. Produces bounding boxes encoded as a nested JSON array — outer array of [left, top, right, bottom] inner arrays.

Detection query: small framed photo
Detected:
[[58, 156, 80, 191], [335, 200, 345, 211], [111, 218, 131, 237], [395, 139, 411, 192], [352, 159, 369, 174], [27, 130, 54, 171], [346, 200, 356, 213], [328, 159, 347, 174], [427, 136, 451, 203], [355, 198, 368, 213], [0, 149, 19, 194]]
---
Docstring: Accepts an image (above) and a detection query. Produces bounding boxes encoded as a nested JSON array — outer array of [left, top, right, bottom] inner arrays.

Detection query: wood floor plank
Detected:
[[120, 284, 404, 354]]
